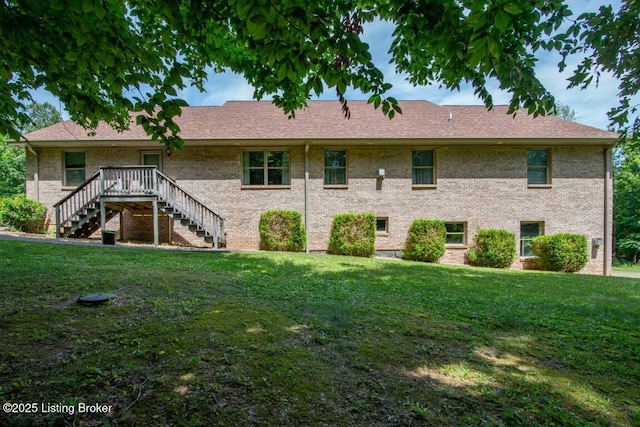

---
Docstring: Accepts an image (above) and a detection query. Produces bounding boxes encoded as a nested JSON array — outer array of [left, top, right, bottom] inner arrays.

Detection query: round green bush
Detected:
[[328, 213, 376, 257], [259, 210, 306, 252], [467, 228, 516, 268], [0, 195, 47, 233], [404, 219, 446, 262], [532, 233, 588, 272]]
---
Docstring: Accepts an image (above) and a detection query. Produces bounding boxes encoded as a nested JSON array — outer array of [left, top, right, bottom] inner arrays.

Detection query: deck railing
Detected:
[[100, 166, 157, 196], [54, 166, 225, 246]]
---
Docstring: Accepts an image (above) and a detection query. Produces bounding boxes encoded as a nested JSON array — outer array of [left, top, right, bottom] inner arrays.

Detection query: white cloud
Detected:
[[179, 69, 257, 106]]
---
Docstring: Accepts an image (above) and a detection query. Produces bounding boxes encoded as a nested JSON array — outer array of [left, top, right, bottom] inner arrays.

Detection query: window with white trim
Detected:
[[242, 150, 290, 186]]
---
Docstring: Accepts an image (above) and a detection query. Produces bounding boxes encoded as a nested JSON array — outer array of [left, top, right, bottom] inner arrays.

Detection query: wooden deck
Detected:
[[54, 166, 226, 248]]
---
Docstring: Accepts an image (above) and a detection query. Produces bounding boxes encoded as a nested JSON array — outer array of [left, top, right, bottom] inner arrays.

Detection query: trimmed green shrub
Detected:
[[468, 228, 516, 268], [0, 195, 47, 233], [259, 210, 306, 252], [328, 213, 376, 257], [532, 233, 588, 272], [404, 219, 446, 262]]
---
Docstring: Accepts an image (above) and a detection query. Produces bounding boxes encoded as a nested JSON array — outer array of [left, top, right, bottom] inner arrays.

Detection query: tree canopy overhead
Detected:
[[1, 0, 637, 151]]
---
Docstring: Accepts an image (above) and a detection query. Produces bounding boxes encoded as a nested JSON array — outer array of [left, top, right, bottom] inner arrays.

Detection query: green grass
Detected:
[[613, 262, 640, 274], [1, 240, 639, 426]]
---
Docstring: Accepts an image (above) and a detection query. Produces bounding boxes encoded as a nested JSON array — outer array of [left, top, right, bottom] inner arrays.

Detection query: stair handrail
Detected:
[[53, 171, 103, 237], [52, 170, 100, 209], [155, 169, 226, 248]]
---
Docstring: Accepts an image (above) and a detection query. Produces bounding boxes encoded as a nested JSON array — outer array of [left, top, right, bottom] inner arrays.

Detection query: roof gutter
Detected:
[[21, 137, 619, 149], [604, 148, 613, 276], [25, 141, 39, 201], [304, 141, 310, 254]]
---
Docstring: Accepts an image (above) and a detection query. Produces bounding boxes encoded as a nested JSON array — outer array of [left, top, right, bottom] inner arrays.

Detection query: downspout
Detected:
[[604, 148, 613, 276], [25, 142, 39, 201], [304, 141, 310, 254]]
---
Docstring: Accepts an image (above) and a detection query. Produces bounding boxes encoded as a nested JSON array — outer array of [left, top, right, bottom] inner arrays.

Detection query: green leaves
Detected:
[[1, 0, 637, 151]]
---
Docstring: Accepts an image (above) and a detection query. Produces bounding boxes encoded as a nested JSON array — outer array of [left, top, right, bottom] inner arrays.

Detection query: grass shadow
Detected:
[[0, 241, 638, 426]]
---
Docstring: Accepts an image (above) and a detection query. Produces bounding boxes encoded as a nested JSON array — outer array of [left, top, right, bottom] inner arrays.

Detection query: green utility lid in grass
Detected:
[[77, 293, 116, 306]]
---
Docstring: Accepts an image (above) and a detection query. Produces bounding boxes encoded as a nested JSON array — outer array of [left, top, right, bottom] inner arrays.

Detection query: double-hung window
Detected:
[[324, 150, 347, 186], [64, 151, 86, 187], [527, 149, 550, 185], [520, 222, 544, 257], [412, 150, 435, 185], [445, 223, 466, 245], [242, 150, 290, 186]]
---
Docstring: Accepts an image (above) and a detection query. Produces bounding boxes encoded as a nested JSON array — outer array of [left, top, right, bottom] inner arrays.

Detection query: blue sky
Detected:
[[33, 0, 633, 131]]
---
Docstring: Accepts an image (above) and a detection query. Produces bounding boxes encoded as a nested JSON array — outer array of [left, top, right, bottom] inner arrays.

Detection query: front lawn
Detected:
[[1, 240, 638, 426]]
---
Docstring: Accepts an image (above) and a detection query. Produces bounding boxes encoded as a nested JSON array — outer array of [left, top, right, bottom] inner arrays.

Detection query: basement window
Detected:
[[445, 222, 466, 245], [376, 217, 389, 235], [520, 221, 544, 257]]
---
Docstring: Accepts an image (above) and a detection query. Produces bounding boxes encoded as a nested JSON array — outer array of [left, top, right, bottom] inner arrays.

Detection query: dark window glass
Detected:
[[412, 150, 435, 185], [527, 149, 549, 185], [520, 222, 543, 257], [243, 151, 290, 186], [64, 152, 86, 186], [324, 150, 347, 185], [445, 223, 465, 244]]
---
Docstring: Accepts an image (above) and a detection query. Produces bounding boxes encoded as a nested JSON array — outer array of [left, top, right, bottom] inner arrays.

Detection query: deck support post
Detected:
[[100, 199, 106, 232], [55, 206, 61, 239], [153, 199, 159, 247]]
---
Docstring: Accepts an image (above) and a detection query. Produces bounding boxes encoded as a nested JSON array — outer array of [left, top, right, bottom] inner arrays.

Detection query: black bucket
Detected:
[[102, 230, 117, 245]]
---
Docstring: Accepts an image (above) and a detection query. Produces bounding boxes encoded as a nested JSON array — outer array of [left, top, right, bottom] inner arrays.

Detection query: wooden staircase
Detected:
[[64, 203, 119, 238], [157, 201, 221, 246], [54, 166, 226, 248]]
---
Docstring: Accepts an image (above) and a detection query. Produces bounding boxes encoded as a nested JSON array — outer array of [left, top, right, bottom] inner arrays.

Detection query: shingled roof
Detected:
[[23, 100, 618, 145]]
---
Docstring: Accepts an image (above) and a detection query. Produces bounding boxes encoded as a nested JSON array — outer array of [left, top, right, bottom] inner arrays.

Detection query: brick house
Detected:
[[20, 100, 617, 274]]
